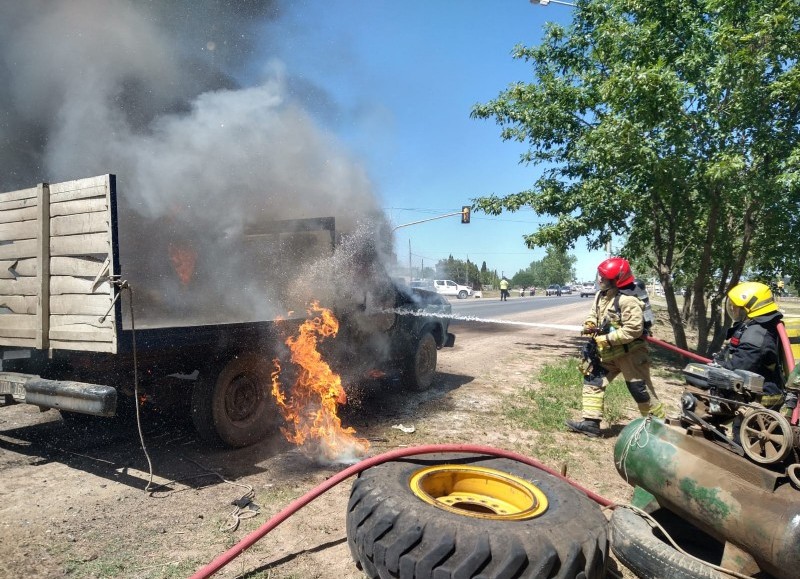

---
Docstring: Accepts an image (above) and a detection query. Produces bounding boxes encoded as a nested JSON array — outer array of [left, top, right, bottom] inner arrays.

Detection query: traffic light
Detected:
[[461, 206, 471, 224]]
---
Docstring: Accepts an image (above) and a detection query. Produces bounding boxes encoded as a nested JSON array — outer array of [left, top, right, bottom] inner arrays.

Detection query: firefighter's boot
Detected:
[[565, 418, 601, 438]]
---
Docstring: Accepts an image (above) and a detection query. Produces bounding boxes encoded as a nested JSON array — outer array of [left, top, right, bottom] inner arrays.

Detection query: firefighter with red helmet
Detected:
[[566, 257, 665, 437]]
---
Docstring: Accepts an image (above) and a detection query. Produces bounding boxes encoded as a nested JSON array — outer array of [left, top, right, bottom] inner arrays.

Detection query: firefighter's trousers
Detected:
[[582, 346, 665, 421]]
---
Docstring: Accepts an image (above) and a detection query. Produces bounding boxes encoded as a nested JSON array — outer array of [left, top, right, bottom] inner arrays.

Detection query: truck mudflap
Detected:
[[444, 332, 456, 348], [0, 372, 117, 416]]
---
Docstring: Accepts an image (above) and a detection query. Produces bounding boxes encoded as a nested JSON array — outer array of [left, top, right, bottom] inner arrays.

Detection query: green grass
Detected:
[[58, 532, 202, 579], [505, 358, 632, 433]]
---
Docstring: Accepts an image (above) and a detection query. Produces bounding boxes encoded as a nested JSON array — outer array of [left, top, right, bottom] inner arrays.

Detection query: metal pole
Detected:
[[392, 211, 464, 231], [529, 0, 577, 6], [409, 239, 412, 281]]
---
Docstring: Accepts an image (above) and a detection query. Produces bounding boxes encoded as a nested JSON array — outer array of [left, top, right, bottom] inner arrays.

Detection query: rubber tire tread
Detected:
[[610, 507, 725, 579], [404, 332, 438, 392], [346, 453, 609, 579]]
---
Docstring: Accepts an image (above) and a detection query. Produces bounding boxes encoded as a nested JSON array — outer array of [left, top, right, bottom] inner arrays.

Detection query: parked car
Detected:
[[545, 284, 561, 296], [432, 279, 472, 299], [580, 284, 597, 298]]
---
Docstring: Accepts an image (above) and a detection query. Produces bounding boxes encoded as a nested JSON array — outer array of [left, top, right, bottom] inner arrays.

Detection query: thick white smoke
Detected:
[[0, 0, 394, 325]]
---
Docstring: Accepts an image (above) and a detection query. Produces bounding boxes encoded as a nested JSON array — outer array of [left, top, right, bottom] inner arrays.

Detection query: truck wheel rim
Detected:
[[225, 374, 262, 422], [409, 464, 548, 520]]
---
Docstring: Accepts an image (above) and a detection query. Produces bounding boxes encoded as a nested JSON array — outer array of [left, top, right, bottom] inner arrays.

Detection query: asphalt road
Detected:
[[447, 292, 590, 319]]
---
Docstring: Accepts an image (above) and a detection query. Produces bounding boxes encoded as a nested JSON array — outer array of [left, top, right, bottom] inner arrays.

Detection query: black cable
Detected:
[[122, 282, 154, 492]]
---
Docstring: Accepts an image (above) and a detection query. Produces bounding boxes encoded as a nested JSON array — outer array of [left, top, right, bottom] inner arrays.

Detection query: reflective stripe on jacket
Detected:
[[584, 288, 646, 361]]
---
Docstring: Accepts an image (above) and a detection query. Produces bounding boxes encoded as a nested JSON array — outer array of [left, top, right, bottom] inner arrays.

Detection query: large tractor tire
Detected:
[[191, 353, 280, 448], [346, 453, 608, 578], [403, 332, 438, 392], [610, 507, 726, 579]]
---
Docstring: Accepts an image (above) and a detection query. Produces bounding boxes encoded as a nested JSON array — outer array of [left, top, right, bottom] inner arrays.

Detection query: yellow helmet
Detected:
[[726, 282, 777, 321]]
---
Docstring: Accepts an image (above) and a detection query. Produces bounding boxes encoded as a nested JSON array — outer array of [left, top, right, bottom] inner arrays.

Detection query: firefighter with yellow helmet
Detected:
[[717, 281, 785, 409]]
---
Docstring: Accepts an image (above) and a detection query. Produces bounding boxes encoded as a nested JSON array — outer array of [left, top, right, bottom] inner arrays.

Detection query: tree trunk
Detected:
[[662, 283, 688, 351]]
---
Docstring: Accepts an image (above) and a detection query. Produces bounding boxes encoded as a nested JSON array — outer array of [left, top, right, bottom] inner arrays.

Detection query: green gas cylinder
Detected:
[[614, 417, 800, 578]]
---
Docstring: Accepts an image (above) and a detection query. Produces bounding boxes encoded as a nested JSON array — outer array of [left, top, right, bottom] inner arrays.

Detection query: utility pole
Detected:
[[408, 239, 412, 281]]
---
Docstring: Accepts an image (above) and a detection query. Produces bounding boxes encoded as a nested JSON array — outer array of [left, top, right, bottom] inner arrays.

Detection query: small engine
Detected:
[[679, 363, 800, 470], [681, 363, 764, 416]]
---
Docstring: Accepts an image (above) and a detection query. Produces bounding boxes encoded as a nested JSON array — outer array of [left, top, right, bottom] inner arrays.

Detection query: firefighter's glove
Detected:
[[595, 336, 611, 351], [581, 321, 598, 336]]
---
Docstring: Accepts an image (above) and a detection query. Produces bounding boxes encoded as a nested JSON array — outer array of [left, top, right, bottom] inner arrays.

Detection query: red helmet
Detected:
[[597, 257, 634, 288]]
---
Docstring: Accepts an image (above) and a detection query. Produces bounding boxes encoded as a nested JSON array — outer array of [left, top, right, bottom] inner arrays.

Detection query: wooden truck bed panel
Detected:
[[0, 175, 119, 353]]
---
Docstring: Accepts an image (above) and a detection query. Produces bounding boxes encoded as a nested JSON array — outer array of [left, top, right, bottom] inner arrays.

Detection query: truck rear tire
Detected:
[[191, 353, 279, 448], [610, 507, 725, 579], [403, 332, 437, 391], [457, 290, 468, 299], [347, 453, 608, 579]]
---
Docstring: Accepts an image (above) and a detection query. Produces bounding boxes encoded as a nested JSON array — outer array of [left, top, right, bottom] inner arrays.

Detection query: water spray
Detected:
[[385, 308, 582, 333], [388, 308, 715, 364]]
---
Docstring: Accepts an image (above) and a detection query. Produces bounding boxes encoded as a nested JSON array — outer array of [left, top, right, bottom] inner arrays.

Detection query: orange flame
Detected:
[[168, 243, 197, 285], [271, 302, 369, 460]]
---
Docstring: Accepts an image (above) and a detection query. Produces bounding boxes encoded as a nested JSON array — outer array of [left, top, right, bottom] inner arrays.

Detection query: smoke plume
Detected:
[[0, 0, 393, 325]]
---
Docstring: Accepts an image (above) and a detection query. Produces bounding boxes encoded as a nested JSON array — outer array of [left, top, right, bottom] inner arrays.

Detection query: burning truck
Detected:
[[0, 174, 455, 448]]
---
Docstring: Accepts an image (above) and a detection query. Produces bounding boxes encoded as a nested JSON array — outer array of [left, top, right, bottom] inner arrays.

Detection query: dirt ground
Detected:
[[0, 300, 689, 579]]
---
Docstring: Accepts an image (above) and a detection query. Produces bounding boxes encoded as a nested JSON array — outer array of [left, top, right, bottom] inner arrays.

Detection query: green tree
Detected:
[[471, 0, 800, 353], [512, 245, 576, 288], [511, 271, 536, 288], [436, 255, 480, 285]]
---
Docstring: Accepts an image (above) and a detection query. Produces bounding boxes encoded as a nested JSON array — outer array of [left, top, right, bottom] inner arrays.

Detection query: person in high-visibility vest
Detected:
[[499, 278, 509, 301]]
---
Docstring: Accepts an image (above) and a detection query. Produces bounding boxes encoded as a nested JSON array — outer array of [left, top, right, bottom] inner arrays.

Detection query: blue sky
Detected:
[[256, 0, 607, 283]]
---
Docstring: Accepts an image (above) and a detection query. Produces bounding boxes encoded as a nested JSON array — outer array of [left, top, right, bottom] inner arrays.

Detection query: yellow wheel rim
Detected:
[[409, 464, 548, 520]]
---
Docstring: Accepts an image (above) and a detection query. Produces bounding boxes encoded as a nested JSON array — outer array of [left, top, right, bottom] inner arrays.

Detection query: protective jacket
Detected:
[[719, 310, 785, 395], [585, 286, 646, 361]]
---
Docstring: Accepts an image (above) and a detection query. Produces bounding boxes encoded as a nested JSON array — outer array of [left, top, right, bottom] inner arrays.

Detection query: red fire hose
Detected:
[[647, 322, 797, 370], [188, 444, 613, 579], [777, 323, 796, 370], [645, 335, 711, 364]]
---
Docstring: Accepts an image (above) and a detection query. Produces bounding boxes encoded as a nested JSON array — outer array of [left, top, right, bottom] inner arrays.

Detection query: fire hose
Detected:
[[645, 335, 711, 364], [646, 322, 797, 369], [188, 443, 613, 579]]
